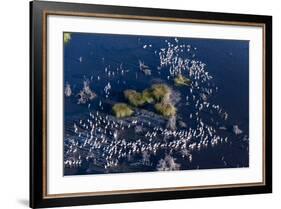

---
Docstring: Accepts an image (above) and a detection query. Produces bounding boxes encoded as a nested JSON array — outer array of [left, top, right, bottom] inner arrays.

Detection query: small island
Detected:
[[124, 90, 146, 107], [155, 102, 177, 117], [64, 33, 71, 44], [112, 103, 134, 118], [150, 83, 171, 101], [113, 83, 176, 118], [141, 89, 155, 104], [174, 74, 192, 86]]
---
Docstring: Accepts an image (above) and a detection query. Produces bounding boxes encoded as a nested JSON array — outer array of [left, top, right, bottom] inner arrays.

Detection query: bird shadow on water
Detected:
[[17, 199, 29, 207]]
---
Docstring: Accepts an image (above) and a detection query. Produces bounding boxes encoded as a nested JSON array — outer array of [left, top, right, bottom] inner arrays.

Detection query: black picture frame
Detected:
[[30, 1, 272, 208]]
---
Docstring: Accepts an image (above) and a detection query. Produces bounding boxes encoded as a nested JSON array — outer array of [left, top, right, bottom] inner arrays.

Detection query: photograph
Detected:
[[0, 0, 276, 208], [63, 32, 249, 175], [29, 1, 272, 207]]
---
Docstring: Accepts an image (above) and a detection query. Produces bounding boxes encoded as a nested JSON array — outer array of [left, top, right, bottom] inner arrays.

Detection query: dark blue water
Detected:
[[63, 32, 249, 176]]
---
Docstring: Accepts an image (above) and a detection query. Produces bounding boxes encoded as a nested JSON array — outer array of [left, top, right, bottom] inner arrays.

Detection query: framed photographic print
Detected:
[[30, 0, 272, 208]]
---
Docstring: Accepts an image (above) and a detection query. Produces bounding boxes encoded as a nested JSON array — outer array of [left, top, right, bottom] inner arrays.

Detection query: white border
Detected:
[[47, 15, 263, 195]]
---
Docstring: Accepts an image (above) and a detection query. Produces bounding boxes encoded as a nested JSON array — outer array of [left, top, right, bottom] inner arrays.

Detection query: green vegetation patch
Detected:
[[141, 89, 155, 104], [124, 90, 146, 107], [116, 84, 175, 118], [64, 33, 71, 44], [112, 103, 134, 118], [174, 75, 192, 86], [123, 84, 171, 107], [154, 102, 177, 117], [150, 84, 171, 101]]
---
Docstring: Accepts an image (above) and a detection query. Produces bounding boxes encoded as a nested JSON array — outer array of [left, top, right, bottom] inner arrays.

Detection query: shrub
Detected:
[[124, 90, 146, 107], [154, 102, 176, 117], [142, 89, 155, 104], [64, 33, 71, 44], [174, 75, 192, 86], [150, 84, 171, 101], [112, 103, 134, 118]]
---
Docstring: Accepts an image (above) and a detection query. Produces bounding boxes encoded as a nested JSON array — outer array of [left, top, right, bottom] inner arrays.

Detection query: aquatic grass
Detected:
[[150, 84, 171, 101], [124, 90, 146, 107], [154, 102, 176, 117], [64, 33, 71, 44], [174, 75, 192, 86], [112, 103, 134, 118]]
